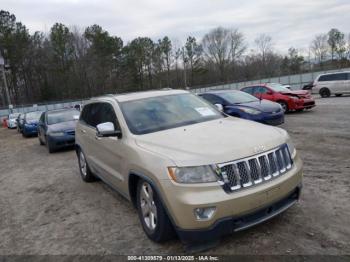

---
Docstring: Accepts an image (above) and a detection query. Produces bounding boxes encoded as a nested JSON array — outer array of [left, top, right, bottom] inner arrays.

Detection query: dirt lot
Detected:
[[0, 96, 349, 255]]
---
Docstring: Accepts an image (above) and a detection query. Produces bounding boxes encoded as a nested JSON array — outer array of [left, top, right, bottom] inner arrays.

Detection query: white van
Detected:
[[313, 71, 350, 98]]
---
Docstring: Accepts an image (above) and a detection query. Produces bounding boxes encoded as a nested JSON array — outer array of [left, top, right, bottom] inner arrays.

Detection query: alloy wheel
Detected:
[[140, 182, 157, 232], [80, 151, 87, 177]]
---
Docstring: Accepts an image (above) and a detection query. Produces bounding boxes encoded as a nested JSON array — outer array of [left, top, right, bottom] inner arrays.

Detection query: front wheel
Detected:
[[78, 149, 96, 182], [136, 179, 174, 242], [320, 88, 330, 98], [278, 101, 288, 113], [335, 94, 342, 97]]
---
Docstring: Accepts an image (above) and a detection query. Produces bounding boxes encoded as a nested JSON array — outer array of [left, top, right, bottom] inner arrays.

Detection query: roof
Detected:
[[199, 89, 240, 95], [92, 89, 189, 103]]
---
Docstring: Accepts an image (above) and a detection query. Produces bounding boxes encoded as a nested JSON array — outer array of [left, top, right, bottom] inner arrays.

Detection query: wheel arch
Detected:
[[128, 171, 177, 227]]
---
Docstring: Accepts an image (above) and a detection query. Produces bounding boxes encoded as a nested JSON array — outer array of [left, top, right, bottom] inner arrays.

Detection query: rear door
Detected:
[[254, 86, 275, 101]]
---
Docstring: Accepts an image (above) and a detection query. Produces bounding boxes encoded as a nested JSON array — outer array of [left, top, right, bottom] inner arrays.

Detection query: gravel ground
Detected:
[[0, 95, 349, 255]]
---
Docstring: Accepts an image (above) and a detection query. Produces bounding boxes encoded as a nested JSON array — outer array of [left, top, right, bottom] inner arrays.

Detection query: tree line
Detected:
[[0, 9, 350, 107]]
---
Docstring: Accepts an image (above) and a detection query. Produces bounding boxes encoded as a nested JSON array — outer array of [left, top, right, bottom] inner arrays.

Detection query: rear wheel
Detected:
[[78, 149, 96, 182], [136, 179, 174, 242], [320, 88, 330, 98]]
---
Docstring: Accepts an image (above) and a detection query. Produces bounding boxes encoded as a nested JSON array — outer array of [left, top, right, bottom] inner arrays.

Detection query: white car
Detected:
[[313, 71, 350, 98], [7, 113, 20, 129]]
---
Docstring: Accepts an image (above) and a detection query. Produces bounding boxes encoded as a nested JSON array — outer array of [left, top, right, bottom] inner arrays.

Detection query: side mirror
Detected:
[[214, 104, 224, 111], [96, 122, 121, 138]]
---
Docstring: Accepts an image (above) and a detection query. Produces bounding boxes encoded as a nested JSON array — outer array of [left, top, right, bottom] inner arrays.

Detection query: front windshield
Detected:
[[9, 113, 20, 119], [268, 83, 291, 92], [26, 111, 43, 121], [217, 91, 258, 104], [120, 93, 223, 135], [48, 109, 80, 125]]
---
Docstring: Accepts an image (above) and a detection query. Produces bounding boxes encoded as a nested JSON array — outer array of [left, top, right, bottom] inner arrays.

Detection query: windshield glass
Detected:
[[9, 113, 20, 119], [268, 83, 291, 92], [217, 91, 258, 104], [48, 109, 80, 125], [26, 111, 43, 121], [120, 93, 223, 135]]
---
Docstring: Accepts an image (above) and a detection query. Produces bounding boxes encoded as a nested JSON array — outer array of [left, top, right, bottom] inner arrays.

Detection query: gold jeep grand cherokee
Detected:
[[75, 89, 303, 245]]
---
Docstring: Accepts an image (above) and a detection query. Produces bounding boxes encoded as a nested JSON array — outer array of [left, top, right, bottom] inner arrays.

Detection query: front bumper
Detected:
[[48, 134, 75, 149], [177, 185, 301, 243], [8, 120, 17, 128], [23, 125, 38, 135], [293, 98, 316, 110], [159, 155, 303, 240], [242, 111, 284, 126]]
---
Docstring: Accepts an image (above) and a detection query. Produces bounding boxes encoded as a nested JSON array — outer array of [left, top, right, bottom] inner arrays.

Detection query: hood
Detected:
[[280, 90, 311, 98], [135, 117, 288, 166], [227, 99, 281, 113], [48, 120, 77, 133]]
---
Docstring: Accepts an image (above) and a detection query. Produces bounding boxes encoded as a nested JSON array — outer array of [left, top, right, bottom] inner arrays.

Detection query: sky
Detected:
[[1, 0, 350, 54]]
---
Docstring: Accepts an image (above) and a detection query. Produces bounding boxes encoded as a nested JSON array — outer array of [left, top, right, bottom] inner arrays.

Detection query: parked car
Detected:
[[75, 89, 303, 246], [38, 109, 80, 153], [241, 83, 315, 112], [312, 71, 350, 97], [22, 111, 43, 137], [6, 113, 20, 129], [199, 90, 284, 126]]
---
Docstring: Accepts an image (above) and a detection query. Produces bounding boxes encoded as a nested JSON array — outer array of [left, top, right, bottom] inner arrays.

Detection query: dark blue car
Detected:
[[22, 111, 43, 137], [199, 90, 284, 125], [38, 109, 80, 153]]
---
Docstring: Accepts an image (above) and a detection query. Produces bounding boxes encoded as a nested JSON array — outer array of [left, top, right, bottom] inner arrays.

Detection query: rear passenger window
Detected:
[[319, 73, 347, 81], [242, 87, 254, 94]]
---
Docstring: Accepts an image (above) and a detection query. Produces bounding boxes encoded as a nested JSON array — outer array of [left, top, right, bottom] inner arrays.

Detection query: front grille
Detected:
[[66, 130, 75, 136], [219, 144, 293, 192]]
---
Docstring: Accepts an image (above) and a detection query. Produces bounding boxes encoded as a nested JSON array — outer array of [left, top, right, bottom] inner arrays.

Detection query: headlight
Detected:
[[49, 132, 65, 137], [238, 107, 261, 115], [287, 140, 296, 159], [168, 166, 219, 183]]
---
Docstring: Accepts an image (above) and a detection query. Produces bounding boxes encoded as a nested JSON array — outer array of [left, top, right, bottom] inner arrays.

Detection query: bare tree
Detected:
[[254, 34, 273, 65], [202, 27, 231, 81], [229, 29, 246, 65], [310, 34, 328, 66]]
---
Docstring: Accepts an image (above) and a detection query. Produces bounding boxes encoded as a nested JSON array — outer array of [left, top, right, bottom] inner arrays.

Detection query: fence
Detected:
[[1, 67, 350, 119], [191, 67, 350, 93], [0, 100, 85, 119]]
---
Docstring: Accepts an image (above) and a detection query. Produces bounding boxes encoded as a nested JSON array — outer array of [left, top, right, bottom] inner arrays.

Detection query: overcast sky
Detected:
[[2, 0, 350, 54]]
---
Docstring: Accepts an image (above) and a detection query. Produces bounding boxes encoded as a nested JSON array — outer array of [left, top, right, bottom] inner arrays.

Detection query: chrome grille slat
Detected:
[[219, 144, 293, 192]]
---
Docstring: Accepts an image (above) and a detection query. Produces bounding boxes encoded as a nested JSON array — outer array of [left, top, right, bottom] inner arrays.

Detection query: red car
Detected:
[[241, 83, 316, 113]]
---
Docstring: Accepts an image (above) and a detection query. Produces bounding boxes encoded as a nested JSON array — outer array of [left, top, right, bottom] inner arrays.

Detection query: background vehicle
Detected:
[[313, 71, 350, 98], [241, 83, 315, 113], [75, 90, 302, 245], [17, 114, 25, 133], [7, 113, 20, 129], [22, 111, 43, 137], [199, 90, 284, 125], [38, 109, 80, 153]]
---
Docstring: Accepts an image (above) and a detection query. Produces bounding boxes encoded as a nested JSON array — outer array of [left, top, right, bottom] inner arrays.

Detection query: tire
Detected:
[[136, 179, 175, 242], [335, 94, 342, 97], [47, 139, 55, 153], [38, 134, 44, 145], [77, 149, 96, 182], [278, 101, 288, 113], [320, 88, 330, 98], [296, 109, 304, 112]]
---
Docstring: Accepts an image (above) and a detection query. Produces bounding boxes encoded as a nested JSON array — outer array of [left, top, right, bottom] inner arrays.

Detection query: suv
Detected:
[[75, 90, 303, 245], [313, 71, 350, 98], [241, 83, 315, 113]]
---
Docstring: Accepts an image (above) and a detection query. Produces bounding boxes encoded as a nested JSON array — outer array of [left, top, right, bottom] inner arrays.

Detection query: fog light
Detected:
[[194, 207, 216, 220]]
